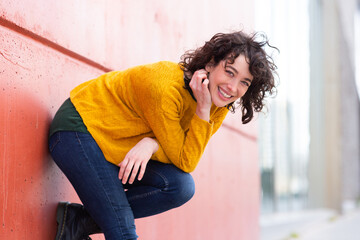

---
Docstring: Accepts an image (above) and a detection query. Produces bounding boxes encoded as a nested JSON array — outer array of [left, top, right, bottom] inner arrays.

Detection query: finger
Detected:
[[189, 72, 198, 87], [118, 160, 128, 180], [137, 161, 148, 181], [128, 162, 141, 184], [122, 162, 134, 184], [191, 70, 206, 81], [202, 78, 209, 85], [191, 72, 207, 89], [197, 72, 207, 83], [202, 79, 210, 91]]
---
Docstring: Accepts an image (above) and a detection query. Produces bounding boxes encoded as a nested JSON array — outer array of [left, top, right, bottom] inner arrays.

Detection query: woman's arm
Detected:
[[132, 66, 226, 173]]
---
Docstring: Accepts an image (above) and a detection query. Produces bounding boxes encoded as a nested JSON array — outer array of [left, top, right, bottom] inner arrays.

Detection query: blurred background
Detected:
[[257, 0, 360, 239], [0, 0, 359, 239]]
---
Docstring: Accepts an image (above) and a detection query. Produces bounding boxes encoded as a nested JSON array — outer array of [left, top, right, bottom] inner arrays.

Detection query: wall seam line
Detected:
[[0, 17, 112, 72]]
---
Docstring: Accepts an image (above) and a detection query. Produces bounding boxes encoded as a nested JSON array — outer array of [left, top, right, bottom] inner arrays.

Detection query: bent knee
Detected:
[[170, 173, 195, 207]]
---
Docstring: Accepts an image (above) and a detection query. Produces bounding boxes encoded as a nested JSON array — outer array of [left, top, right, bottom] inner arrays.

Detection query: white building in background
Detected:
[[256, 0, 360, 214]]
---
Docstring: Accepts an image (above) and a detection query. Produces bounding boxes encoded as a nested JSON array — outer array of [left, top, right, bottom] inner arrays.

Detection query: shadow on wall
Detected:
[[0, 89, 77, 239], [0, 20, 104, 239]]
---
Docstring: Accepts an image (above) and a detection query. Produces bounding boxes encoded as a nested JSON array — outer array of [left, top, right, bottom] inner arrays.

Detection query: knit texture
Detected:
[[70, 61, 228, 172]]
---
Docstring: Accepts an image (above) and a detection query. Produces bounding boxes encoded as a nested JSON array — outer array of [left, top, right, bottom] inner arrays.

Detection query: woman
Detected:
[[48, 30, 277, 240]]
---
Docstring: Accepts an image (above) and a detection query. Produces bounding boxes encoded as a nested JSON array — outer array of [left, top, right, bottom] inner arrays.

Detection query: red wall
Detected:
[[0, 1, 259, 239]]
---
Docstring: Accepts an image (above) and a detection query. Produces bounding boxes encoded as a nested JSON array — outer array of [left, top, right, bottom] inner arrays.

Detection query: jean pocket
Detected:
[[49, 132, 61, 153]]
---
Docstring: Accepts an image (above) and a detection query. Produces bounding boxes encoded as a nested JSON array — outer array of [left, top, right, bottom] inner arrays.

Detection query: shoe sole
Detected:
[[55, 202, 70, 240]]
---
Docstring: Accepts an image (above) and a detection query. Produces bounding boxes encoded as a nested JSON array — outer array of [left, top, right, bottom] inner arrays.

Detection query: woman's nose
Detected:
[[227, 80, 238, 93]]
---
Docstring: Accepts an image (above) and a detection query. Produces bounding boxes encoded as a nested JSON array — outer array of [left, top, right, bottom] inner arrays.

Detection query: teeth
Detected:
[[219, 87, 232, 98]]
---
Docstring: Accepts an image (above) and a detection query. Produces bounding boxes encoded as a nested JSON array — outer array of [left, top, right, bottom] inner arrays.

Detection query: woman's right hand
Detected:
[[118, 137, 159, 184], [189, 69, 212, 122]]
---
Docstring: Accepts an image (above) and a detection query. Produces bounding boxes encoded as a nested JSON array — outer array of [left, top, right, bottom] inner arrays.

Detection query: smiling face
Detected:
[[205, 54, 253, 108]]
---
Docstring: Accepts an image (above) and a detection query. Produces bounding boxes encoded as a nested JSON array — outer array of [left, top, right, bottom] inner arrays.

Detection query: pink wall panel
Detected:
[[1, 1, 259, 239], [0, 0, 254, 69]]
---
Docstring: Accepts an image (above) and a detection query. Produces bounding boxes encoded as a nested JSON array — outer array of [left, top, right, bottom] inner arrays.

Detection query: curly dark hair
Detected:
[[179, 31, 278, 124]]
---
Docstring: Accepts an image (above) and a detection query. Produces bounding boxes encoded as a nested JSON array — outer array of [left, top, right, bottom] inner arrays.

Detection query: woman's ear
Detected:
[[205, 59, 215, 72], [205, 64, 211, 72]]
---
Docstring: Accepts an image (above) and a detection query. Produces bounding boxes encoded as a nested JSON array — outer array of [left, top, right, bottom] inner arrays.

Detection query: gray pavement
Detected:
[[260, 208, 360, 240]]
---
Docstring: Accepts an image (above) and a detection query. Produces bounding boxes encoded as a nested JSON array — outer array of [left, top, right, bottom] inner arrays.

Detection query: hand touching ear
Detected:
[[189, 69, 212, 122]]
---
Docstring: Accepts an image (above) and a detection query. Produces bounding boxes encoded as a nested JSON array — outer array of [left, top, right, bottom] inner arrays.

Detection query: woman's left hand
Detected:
[[189, 69, 212, 121], [118, 137, 159, 184]]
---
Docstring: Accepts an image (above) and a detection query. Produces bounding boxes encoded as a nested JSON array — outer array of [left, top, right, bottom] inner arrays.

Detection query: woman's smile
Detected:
[[218, 87, 233, 99]]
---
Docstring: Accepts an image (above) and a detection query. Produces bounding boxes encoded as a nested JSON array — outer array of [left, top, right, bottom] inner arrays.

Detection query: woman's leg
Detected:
[[49, 131, 137, 240], [124, 160, 195, 218], [49, 131, 195, 239]]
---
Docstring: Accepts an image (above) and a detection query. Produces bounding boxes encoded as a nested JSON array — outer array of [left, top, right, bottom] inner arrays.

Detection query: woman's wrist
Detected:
[[142, 137, 159, 153], [195, 107, 210, 122]]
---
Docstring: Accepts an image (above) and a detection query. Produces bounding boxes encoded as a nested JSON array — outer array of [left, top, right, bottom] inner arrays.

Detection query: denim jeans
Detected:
[[49, 131, 195, 240]]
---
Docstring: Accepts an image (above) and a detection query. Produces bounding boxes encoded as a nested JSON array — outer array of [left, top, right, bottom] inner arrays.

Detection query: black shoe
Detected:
[[55, 202, 102, 240]]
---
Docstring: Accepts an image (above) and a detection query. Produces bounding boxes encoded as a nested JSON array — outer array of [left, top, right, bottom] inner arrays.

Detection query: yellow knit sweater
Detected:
[[70, 61, 228, 172]]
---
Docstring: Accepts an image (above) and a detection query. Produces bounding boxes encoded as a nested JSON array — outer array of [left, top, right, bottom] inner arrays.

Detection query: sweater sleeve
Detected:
[[137, 86, 216, 173]]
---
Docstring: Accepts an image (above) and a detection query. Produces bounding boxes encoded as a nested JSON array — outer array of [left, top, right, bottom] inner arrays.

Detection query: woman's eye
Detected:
[[241, 81, 250, 87], [226, 70, 234, 77]]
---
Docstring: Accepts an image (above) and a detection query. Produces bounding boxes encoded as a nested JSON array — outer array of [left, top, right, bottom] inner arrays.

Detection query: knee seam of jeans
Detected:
[[127, 188, 162, 202], [126, 167, 171, 202], [147, 167, 170, 191]]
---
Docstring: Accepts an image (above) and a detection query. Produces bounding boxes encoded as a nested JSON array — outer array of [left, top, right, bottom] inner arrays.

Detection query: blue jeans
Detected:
[[49, 131, 195, 240]]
